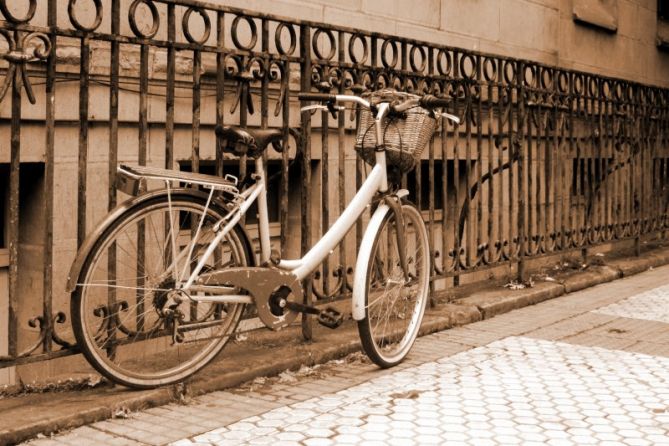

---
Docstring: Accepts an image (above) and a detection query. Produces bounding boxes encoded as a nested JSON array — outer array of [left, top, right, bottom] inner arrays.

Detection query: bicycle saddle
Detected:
[[215, 126, 283, 159]]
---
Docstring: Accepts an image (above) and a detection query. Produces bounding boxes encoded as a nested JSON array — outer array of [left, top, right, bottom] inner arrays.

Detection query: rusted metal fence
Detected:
[[1, 0, 668, 371]]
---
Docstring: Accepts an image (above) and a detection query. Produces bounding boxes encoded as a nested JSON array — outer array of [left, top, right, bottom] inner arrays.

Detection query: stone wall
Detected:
[[215, 0, 669, 87]]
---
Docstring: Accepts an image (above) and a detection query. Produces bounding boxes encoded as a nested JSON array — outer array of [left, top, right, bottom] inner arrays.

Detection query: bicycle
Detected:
[[65, 90, 460, 389]]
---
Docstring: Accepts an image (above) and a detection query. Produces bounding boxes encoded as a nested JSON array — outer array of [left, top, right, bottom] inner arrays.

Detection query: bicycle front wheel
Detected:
[[71, 193, 252, 388], [357, 202, 430, 367]]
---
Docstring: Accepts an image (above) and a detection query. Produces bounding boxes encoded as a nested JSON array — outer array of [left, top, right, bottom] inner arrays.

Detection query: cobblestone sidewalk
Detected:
[[24, 264, 669, 446]]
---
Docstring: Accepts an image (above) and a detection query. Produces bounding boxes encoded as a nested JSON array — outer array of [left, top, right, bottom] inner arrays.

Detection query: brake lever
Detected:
[[300, 104, 329, 113], [300, 104, 345, 119], [439, 112, 461, 125]]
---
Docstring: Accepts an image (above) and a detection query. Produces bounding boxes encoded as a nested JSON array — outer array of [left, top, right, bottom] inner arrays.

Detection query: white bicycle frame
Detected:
[[176, 95, 456, 321]]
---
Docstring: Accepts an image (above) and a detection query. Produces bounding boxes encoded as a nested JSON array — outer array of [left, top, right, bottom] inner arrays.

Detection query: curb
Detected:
[[457, 282, 565, 319], [562, 265, 621, 293], [2, 247, 669, 444]]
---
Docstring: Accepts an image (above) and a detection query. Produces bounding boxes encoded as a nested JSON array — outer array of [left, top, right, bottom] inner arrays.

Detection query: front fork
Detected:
[[383, 190, 410, 282]]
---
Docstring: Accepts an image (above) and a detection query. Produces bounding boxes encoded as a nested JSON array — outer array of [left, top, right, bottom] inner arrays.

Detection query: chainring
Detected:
[[199, 267, 303, 330]]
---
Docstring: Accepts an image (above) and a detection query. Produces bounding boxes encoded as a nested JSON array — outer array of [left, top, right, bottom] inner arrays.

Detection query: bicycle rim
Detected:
[[72, 195, 250, 388], [358, 203, 429, 367]]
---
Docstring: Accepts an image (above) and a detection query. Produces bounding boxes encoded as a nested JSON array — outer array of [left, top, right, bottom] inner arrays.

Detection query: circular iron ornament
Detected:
[[637, 87, 646, 104], [503, 60, 516, 84], [182, 7, 211, 45], [312, 28, 336, 61], [588, 77, 598, 97], [482, 57, 497, 82], [601, 80, 611, 99], [459, 54, 477, 80], [231, 15, 258, 51], [613, 81, 623, 101], [540, 67, 553, 90], [380, 39, 399, 69], [649, 87, 658, 106], [128, 0, 159, 39], [626, 84, 634, 101], [646, 87, 655, 105], [573, 73, 584, 95], [0, 0, 36, 23], [557, 71, 569, 93], [409, 45, 427, 73], [436, 49, 452, 76], [68, 0, 103, 32], [275, 22, 296, 56], [523, 65, 536, 87], [348, 33, 368, 65]]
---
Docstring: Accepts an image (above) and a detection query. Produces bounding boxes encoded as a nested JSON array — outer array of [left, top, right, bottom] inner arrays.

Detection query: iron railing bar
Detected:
[[337, 30, 346, 288], [136, 41, 150, 332], [527, 83, 535, 256], [300, 23, 312, 340], [76, 37, 90, 248], [41, 0, 58, 356], [484, 64, 493, 264], [7, 30, 21, 359], [475, 55, 483, 266]]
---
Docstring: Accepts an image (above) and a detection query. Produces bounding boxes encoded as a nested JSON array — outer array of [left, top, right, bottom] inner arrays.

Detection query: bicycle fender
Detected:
[[65, 188, 254, 293], [352, 203, 391, 321]]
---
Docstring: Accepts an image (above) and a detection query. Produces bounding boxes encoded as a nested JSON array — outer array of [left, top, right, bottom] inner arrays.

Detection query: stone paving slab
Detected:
[[594, 284, 669, 323], [173, 337, 669, 446]]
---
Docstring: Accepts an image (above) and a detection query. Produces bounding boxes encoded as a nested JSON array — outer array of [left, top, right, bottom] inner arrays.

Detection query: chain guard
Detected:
[[199, 267, 303, 330]]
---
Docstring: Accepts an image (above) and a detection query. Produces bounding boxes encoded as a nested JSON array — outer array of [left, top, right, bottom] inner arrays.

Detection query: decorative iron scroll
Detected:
[[0, 29, 51, 104]]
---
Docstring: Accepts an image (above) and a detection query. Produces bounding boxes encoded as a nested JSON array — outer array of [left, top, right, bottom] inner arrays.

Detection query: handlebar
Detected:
[[298, 92, 459, 123], [297, 92, 337, 102]]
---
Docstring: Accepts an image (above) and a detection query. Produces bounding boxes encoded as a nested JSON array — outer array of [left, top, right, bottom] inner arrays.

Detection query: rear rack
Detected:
[[116, 164, 239, 196]]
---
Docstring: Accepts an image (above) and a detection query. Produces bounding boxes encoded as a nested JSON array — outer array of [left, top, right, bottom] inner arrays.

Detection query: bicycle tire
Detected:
[[357, 201, 430, 367], [71, 192, 252, 388]]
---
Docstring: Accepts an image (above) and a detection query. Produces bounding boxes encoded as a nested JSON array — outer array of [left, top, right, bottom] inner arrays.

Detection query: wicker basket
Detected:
[[355, 90, 436, 173]]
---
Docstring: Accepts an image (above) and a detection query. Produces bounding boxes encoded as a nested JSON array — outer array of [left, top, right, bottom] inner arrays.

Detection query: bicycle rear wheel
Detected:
[[357, 202, 430, 367], [71, 193, 252, 388]]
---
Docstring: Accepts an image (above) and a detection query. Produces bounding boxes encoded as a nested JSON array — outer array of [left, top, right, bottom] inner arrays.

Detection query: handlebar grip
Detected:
[[298, 92, 337, 102], [419, 95, 451, 109]]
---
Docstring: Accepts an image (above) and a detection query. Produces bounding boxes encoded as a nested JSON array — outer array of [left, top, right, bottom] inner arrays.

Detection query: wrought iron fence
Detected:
[[0, 0, 668, 371]]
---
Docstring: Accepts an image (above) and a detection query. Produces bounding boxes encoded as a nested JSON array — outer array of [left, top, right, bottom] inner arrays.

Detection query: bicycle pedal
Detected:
[[318, 307, 343, 329]]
